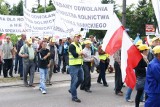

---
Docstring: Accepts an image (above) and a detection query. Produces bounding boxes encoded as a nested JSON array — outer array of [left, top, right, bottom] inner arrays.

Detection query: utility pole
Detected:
[[122, 0, 126, 28], [44, 0, 46, 12]]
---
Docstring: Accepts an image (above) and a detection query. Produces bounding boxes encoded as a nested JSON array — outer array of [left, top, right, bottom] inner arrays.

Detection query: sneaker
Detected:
[[126, 99, 134, 103], [72, 98, 81, 103], [42, 90, 46, 94]]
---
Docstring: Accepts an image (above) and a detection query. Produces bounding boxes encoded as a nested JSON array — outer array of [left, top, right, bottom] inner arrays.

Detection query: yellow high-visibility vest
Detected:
[[69, 42, 83, 65], [99, 54, 109, 60]]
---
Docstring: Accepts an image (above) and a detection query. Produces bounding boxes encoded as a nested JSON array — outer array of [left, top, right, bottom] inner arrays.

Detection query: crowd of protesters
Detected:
[[0, 33, 160, 107]]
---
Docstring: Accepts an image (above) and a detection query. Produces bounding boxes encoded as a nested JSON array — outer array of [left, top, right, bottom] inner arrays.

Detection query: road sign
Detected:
[[146, 24, 155, 35]]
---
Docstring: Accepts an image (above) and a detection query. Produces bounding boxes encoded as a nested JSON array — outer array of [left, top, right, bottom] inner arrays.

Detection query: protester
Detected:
[[135, 44, 149, 107], [147, 37, 160, 62], [46, 38, 58, 85], [113, 50, 123, 96], [38, 40, 50, 94], [97, 45, 109, 87], [2, 36, 14, 78], [57, 39, 64, 72], [19, 38, 36, 87], [15, 34, 26, 79], [62, 37, 72, 74], [80, 39, 94, 93], [68, 33, 84, 103], [145, 45, 160, 107]]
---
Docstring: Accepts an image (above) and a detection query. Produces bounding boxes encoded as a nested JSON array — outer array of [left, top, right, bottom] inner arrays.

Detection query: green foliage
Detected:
[[0, 0, 10, 15], [125, 0, 155, 38], [6, 34, 20, 45], [16, 0, 23, 16]]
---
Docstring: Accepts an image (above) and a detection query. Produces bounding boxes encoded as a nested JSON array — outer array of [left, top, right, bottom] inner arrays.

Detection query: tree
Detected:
[[16, 0, 23, 16], [0, 0, 10, 15]]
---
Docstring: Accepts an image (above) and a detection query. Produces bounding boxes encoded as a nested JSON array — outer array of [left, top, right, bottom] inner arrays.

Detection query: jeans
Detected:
[[69, 65, 84, 99], [125, 87, 133, 101], [15, 54, 23, 77], [39, 68, 48, 91]]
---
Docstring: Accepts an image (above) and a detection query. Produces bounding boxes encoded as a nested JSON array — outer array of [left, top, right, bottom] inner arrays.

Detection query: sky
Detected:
[[4, 0, 139, 9]]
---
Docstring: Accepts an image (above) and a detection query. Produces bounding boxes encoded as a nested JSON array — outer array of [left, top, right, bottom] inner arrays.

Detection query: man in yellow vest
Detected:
[[97, 45, 109, 87], [68, 33, 84, 103]]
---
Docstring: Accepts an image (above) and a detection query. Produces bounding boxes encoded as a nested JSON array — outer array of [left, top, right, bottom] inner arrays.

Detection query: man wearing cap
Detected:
[[15, 34, 26, 79], [68, 34, 84, 103], [147, 37, 160, 62], [1, 36, 14, 78], [135, 44, 149, 107], [144, 45, 160, 107], [19, 38, 36, 87], [46, 37, 58, 85], [80, 40, 94, 93]]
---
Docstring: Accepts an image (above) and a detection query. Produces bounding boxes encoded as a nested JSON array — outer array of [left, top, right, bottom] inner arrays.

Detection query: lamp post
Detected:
[[122, 0, 126, 27]]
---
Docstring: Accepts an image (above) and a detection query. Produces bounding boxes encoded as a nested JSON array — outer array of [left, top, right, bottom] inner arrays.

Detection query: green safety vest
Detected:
[[69, 42, 83, 65], [99, 54, 108, 60]]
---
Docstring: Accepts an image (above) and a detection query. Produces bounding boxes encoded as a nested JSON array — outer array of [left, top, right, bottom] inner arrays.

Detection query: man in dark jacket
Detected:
[[15, 34, 26, 79]]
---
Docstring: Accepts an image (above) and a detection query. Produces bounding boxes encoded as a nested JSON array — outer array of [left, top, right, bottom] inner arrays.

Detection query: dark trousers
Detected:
[[58, 54, 62, 72], [97, 61, 108, 85], [80, 62, 91, 90], [15, 54, 23, 77], [114, 61, 123, 94], [135, 89, 143, 107], [23, 60, 35, 85], [62, 54, 69, 72], [3, 59, 13, 77]]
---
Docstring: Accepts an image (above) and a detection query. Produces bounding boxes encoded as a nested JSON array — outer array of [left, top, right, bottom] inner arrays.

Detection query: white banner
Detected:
[[53, 0, 114, 30], [152, 0, 160, 32], [0, 15, 30, 34]]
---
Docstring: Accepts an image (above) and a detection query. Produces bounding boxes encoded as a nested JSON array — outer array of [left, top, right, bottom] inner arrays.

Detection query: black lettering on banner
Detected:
[[74, 6, 108, 11], [78, 15, 109, 20], [54, 1, 72, 9], [31, 13, 55, 19], [10, 24, 13, 27], [17, 17, 24, 21], [56, 9, 77, 18], [0, 17, 5, 21], [76, 22, 107, 28], [33, 26, 54, 30], [34, 19, 55, 24], [0, 28, 4, 32], [62, 18, 76, 26], [7, 17, 16, 21]]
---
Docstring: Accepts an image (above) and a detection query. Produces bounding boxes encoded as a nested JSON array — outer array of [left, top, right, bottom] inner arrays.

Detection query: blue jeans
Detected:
[[69, 65, 84, 99], [125, 87, 133, 101], [15, 54, 23, 77], [39, 68, 48, 91]]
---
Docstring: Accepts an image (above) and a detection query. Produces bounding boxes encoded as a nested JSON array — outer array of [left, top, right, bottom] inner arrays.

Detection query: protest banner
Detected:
[[0, 15, 30, 34], [53, 0, 113, 30]]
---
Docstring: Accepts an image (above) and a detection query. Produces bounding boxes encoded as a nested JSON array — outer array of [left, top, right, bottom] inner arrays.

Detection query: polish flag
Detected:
[[0, 34, 6, 40], [102, 14, 123, 55], [121, 32, 142, 89], [102, 13, 142, 89]]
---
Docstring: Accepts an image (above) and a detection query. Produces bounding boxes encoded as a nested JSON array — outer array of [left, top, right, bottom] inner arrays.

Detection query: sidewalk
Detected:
[[0, 71, 115, 87]]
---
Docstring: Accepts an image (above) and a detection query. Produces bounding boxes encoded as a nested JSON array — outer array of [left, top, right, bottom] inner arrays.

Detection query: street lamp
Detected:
[[122, 0, 126, 27]]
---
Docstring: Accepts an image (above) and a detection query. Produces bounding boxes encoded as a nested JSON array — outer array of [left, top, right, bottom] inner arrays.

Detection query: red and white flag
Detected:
[[121, 32, 142, 89], [102, 13, 142, 89], [102, 14, 123, 55]]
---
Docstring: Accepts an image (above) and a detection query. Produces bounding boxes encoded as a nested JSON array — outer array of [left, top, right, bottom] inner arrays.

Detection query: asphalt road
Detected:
[[0, 76, 144, 107]]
